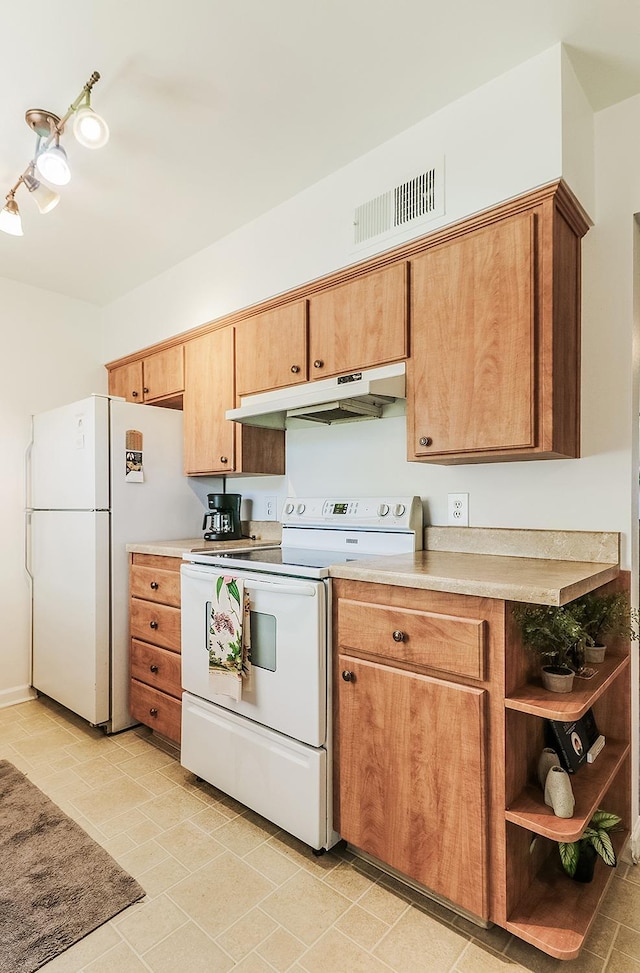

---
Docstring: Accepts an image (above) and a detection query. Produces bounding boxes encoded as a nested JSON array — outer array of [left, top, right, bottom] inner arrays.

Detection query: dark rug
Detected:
[[0, 759, 144, 973]]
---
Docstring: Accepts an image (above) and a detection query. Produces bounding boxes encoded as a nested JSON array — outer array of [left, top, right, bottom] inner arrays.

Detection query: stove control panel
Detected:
[[281, 496, 423, 534]]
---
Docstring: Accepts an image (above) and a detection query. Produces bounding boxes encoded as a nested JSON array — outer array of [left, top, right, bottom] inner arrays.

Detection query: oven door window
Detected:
[[250, 610, 276, 672]]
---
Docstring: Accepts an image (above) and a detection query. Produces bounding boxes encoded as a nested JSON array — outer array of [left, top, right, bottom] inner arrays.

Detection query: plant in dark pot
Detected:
[[570, 591, 638, 664], [559, 809, 622, 883], [512, 603, 585, 693]]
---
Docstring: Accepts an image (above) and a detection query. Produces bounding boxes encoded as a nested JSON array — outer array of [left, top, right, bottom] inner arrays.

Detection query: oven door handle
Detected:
[[181, 565, 318, 598]]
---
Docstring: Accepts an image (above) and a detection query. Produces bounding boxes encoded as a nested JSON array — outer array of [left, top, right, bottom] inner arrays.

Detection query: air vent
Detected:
[[353, 160, 444, 248]]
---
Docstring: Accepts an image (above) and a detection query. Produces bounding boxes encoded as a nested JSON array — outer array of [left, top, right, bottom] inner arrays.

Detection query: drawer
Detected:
[[131, 639, 182, 698], [130, 679, 181, 744], [337, 598, 485, 680], [130, 564, 181, 607], [130, 599, 181, 652]]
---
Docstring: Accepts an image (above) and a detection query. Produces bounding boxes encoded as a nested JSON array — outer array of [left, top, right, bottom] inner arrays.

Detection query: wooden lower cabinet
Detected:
[[129, 553, 183, 744], [337, 653, 488, 918], [333, 576, 631, 961]]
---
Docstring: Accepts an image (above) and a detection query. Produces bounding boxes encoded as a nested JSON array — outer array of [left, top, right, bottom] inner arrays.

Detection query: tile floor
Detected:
[[2, 697, 640, 973]]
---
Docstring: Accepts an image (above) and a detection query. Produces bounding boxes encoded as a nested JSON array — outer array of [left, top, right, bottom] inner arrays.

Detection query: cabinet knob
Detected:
[[342, 670, 355, 682], [291, 364, 300, 373], [143, 387, 149, 394], [313, 359, 324, 369], [149, 664, 159, 673], [392, 630, 406, 642], [149, 620, 159, 630], [220, 456, 228, 464], [149, 707, 158, 717], [419, 437, 432, 447], [131, 390, 138, 397], [150, 581, 159, 590]]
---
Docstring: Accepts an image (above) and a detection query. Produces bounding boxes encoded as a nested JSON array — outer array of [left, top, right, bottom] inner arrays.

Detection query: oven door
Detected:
[[180, 563, 327, 747]]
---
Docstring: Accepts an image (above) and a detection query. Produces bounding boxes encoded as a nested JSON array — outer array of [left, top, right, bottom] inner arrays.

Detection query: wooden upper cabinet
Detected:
[[407, 184, 588, 464], [308, 262, 408, 379], [183, 326, 286, 477], [108, 345, 184, 407], [183, 328, 236, 475], [109, 360, 143, 403], [235, 300, 308, 395], [143, 346, 184, 404]]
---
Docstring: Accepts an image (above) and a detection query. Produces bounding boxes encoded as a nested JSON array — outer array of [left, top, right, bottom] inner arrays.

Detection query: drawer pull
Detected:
[[149, 707, 158, 717], [342, 670, 355, 682], [149, 620, 159, 630], [150, 581, 159, 590], [392, 630, 406, 642], [149, 664, 159, 673]]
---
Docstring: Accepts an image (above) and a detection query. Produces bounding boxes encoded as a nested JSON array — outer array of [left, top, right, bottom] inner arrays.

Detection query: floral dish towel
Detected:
[[207, 575, 252, 701]]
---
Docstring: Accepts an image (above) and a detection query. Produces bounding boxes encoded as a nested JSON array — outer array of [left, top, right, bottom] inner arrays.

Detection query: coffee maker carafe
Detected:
[[202, 493, 242, 541]]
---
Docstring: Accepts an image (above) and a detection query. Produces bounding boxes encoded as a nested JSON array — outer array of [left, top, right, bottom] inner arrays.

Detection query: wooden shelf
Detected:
[[505, 831, 627, 960], [505, 655, 629, 720], [505, 740, 629, 840]]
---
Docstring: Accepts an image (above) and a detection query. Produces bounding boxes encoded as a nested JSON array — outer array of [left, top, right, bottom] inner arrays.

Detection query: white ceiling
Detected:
[[1, 0, 639, 306]]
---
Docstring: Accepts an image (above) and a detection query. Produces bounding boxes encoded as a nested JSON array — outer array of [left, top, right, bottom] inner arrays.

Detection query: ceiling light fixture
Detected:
[[0, 71, 108, 237]]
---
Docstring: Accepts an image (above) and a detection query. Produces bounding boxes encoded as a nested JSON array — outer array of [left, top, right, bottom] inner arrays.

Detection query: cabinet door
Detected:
[[109, 361, 143, 403], [408, 212, 535, 459], [337, 654, 488, 918], [308, 262, 407, 378], [143, 345, 184, 402], [183, 328, 236, 474], [236, 300, 308, 394]]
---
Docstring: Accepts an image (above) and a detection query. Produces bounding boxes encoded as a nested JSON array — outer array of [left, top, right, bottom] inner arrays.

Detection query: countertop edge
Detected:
[[329, 559, 620, 605]]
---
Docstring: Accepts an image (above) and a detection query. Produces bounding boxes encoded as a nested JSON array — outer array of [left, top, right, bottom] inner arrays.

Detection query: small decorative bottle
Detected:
[[544, 765, 575, 818], [538, 747, 561, 796]]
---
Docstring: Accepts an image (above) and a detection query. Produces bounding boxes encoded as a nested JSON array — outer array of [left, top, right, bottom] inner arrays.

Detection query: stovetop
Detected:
[[183, 495, 423, 579]]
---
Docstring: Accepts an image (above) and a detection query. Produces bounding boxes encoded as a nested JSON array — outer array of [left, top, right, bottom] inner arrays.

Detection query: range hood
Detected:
[[226, 362, 406, 428]]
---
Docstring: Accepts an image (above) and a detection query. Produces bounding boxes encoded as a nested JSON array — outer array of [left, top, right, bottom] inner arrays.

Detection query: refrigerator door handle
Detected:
[[24, 430, 34, 581]]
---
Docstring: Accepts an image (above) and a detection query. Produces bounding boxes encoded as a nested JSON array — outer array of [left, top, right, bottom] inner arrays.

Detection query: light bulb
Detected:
[[23, 171, 60, 214], [0, 197, 23, 236], [36, 144, 71, 187], [73, 107, 109, 149]]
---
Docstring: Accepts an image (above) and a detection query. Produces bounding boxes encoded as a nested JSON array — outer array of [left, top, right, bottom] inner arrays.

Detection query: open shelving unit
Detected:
[[502, 578, 631, 960]]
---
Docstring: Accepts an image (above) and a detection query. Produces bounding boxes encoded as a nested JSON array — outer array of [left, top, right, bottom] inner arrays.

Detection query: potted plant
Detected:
[[570, 591, 638, 664], [559, 809, 622, 883], [512, 603, 585, 692]]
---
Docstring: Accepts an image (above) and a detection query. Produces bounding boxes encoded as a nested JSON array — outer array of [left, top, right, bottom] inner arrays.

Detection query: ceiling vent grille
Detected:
[[353, 160, 444, 248]]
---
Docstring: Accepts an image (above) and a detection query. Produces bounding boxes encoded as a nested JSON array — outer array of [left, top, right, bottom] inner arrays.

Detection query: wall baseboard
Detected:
[[0, 685, 37, 709]]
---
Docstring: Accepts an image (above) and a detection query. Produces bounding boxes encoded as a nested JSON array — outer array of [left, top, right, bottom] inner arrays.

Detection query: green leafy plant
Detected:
[[559, 809, 622, 878], [512, 603, 585, 670], [570, 591, 638, 647]]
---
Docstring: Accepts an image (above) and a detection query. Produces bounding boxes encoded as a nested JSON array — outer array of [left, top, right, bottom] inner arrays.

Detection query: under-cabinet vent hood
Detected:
[[226, 362, 406, 428]]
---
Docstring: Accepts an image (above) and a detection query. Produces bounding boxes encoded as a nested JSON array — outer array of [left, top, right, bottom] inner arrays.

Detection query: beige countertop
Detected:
[[126, 522, 280, 558], [328, 550, 620, 605], [128, 524, 620, 605]]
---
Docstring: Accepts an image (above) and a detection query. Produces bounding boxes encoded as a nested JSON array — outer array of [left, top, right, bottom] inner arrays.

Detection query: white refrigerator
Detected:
[[27, 394, 204, 732]]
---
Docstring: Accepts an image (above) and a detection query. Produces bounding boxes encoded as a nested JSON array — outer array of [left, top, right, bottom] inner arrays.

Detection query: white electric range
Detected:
[[180, 496, 423, 852]]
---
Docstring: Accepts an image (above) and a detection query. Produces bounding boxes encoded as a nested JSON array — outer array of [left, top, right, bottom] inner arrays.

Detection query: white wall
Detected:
[[0, 278, 103, 703], [101, 46, 564, 360]]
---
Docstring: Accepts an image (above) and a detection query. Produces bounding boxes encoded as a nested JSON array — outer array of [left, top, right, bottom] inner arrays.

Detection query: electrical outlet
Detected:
[[265, 496, 278, 521], [447, 493, 469, 526]]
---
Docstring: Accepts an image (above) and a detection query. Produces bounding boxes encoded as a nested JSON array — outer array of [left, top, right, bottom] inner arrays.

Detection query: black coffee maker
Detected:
[[202, 493, 242, 541]]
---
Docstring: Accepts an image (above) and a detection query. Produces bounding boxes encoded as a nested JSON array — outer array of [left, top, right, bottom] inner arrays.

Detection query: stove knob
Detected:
[[377, 503, 390, 517], [393, 503, 406, 517], [296, 503, 306, 514], [284, 502, 295, 515]]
